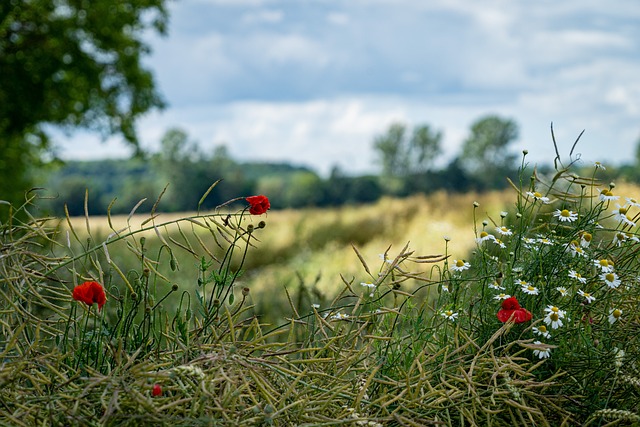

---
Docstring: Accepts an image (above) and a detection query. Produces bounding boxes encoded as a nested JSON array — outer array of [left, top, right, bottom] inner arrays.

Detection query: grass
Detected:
[[2, 149, 640, 426]]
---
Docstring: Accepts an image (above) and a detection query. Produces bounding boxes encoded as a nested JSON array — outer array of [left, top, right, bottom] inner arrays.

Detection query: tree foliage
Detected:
[[0, 0, 168, 208]]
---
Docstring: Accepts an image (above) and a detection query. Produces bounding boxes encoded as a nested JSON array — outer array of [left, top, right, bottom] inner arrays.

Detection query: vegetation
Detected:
[[2, 142, 639, 426], [0, 0, 168, 208]]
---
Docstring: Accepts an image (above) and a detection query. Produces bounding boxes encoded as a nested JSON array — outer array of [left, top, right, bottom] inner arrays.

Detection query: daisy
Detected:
[[613, 232, 628, 247], [554, 209, 578, 222], [625, 197, 640, 208], [441, 284, 450, 292], [441, 310, 458, 322], [532, 341, 551, 359], [577, 289, 596, 304], [580, 232, 592, 248], [493, 239, 507, 249], [495, 226, 513, 236], [378, 254, 393, 264], [475, 231, 495, 244], [599, 189, 620, 202], [569, 241, 587, 257], [543, 306, 566, 329], [556, 286, 569, 297], [451, 259, 471, 272], [330, 312, 350, 320], [532, 325, 551, 339], [493, 293, 511, 300], [600, 272, 621, 289], [612, 204, 636, 227], [594, 161, 606, 170], [526, 191, 551, 204], [568, 270, 587, 284], [488, 281, 505, 290], [521, 284, 539, 295], [538, 237, 554, 246], [514, 279, 528, 287], [360, 282, 377, 297], [608, 308, 622, 324], [594, 259, 615, 273]]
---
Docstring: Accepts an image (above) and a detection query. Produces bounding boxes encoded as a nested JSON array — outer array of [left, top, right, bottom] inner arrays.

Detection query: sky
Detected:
[[58, 0, 640, 176]]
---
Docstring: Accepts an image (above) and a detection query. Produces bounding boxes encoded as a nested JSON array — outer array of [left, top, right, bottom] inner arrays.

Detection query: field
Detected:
[[3, 169, 640, 426]]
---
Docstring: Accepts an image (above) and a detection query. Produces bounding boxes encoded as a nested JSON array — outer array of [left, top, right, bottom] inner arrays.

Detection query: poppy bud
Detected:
[[152, 383, 162, 397]]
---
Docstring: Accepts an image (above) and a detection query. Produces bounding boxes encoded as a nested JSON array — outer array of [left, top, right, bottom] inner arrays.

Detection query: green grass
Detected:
[[2, 151, 640, 426]]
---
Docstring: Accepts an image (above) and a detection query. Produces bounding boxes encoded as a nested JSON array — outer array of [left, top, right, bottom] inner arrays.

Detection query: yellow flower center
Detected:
[[619, 207, 628, 215], [582, 233, 592, 242], [445, 310, 453, 316], [612, 309, 621, 318], [606, 273, 615, 282], [561, 209, 571, 217], [534, 192, 542, 198], [550, 313, 559, 322], [456, 260, 465, 267], [599, 259, 609, 267], [480, 231, 488, 238], [538, 325, 547, 333], [527, 286, 535, 291], [630, 198, 637, 203], [551, 306, 559, 313], [571, 240, 580, 247], [583, 292, 591, 298]]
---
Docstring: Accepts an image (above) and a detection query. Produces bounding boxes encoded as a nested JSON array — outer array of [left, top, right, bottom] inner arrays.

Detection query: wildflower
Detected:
[[311, 303, 320, 309], [451, 259, 470, 272], [475, 231, 495, 243], [613, 347, 625, 368], [556, 286, 569, 297], [152, 384, 162, 397], [554, 209, 578, 222], [72, 281, 107, 311], [245, 195, 270, 215], [495, 226, 513, 236], [568, 241, 587, 257], [441, 310, 458, 322], [599, 189, 619, 202], [580, 232, 592, 248], [612, 204, 635, 227], [521, 283, 539, 295], [500, 211, 508, 218], [608, 308, 622, 324], [494, 293, 511, 300], [489, 281, 505, 290], [600, 272, 621, 289], [331, 312, 350, 320], [493, 238, 507, 249], [360, 282, 376, 297], [594, 259, 614, 272], [497, 297, 532, 323], [613, 232, 639, 246], [532, 341, 551, 359], [537, 237, 553, 246], [625, 197, 640, 208], [532, 325, 551, 339], [577, 289, 596, 304], [568, 270, 587, 284], [441, 284, 450, 292], [543, 306, 565, 329], [594, 161, 606, 170], [526, 191, 550, 204]]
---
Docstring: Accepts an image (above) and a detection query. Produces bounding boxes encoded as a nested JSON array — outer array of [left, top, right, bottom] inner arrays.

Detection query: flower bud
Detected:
[[242, 287, 250, 296], [257, 221, 266, 229], [473, 201, 479, 208]]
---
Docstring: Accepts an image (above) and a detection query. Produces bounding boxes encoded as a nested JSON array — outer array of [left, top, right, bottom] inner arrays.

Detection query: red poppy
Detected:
[[497, 297, 531, 323], [72, 281, 107, 310], [152, 383, 162, 397], [246, 195, 270, 215]]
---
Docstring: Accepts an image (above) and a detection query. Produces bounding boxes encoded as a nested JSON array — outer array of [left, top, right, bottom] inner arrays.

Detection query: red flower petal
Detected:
[[497, 309, 515, 323], [501, 297, 521, 310], [246, 195, 270, 215], [73, 281, 106, 310], [152, 383, 162, 397]]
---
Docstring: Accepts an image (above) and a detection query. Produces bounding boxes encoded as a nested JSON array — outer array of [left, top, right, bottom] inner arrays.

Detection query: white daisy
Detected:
[[532, 325, 551, 339], [330, 312, 350, 320], [599, 189, 620, 202], [441, 310, 458, 322], [594, 259, 615, 273], [451, 259, 471, 272], [360, 282, 377, 297], [495, 226, 513, 236], [556, 286, 569, 297], [475, 231, 496, 244], [532, 341, 551, 359], [493, 293, 511, 300], [568, 270, 587, 284], [554, 209, 578, 222], [488, 281, 505, 290], [569, 241, 587, 257], [526, 191, 550, 204], [543, 306, 566, 329], [612, 204, 636, 227], [608, 308, 622, 324], [577, 289, 596, 304], [493, 239, 507, 249], [521, 284, 539, 295], [594, 161, 606, 170], [600, 272, 621, 289], [580, 232, 593, 248], [625, 197, 640, 208], [537, 237, 554, 246], [441, 284, 450, 292]]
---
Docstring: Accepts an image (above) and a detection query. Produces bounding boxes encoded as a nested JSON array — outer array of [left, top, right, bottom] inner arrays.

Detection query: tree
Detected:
[[409, 125, 443, 173], [459, 115, 519, 190], [0, 0, 168, 209]]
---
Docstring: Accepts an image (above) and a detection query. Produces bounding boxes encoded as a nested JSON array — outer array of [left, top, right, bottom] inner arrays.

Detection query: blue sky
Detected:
[[58, 0, 640, 175]]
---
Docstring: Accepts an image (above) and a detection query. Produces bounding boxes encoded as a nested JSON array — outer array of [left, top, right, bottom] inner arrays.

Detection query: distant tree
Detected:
[[0, 0, 168, 210], [373, 122, 443, 194], [459, 115, 519, 190]]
